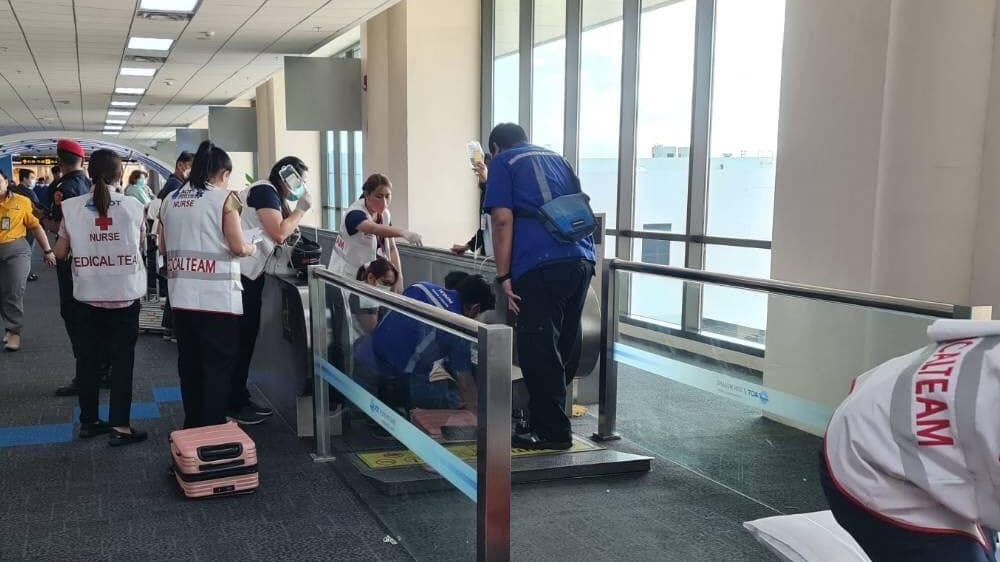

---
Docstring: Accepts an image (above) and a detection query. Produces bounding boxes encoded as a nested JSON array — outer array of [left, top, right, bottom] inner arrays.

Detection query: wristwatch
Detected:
[[495, 273, 511, 284]]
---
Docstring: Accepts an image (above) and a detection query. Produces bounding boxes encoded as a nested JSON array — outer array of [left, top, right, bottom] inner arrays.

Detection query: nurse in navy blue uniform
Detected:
[[355, 275, 496, 413]]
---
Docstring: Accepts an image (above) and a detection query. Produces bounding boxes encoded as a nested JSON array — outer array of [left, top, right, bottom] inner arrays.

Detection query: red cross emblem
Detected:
[[95, 216, 113, 230]]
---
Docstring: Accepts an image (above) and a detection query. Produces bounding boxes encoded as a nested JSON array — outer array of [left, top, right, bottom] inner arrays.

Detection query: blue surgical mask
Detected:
[[286, 183, 306, 201], [136, 178, 147, 188]]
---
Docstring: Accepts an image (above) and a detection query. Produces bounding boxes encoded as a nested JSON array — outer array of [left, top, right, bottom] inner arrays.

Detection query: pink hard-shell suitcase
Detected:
[[169, 422, 259, 498]]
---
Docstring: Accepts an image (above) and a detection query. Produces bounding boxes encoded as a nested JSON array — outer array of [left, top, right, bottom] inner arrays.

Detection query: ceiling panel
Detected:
[[0, 0, 391, 146]]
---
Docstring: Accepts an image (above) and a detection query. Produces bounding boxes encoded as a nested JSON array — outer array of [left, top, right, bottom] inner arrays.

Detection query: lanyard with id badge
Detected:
[[0, 215, 11, 232]]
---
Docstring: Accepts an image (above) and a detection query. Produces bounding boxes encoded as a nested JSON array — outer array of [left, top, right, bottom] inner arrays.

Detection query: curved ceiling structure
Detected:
[[0, 133, 172, 177]]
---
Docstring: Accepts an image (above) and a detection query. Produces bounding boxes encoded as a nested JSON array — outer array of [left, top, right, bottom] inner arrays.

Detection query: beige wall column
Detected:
[[362, 0, 481, 246], [254, 71, 323, 227]]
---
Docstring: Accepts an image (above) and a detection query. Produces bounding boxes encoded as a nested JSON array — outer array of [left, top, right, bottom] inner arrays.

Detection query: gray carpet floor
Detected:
[[0, 266, 410, 562], [0, 262, 825, 561]]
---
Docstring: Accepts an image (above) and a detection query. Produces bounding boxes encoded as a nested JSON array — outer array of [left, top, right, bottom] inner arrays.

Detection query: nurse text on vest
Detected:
[[62, 193, 146, 302], [160, 184, 242, 315]]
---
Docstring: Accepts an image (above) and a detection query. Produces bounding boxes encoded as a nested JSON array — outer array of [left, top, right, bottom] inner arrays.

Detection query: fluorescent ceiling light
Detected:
[[111, 101, 137, 107], [108, 110, 132, 116], [128, 37, 173, 51], [104, 126, 124, 131], [140, 0, 199, 12], [120, 67, 156, 77], [102, 131, 119, 135], [115, 87, 145, 95], [106, 119, 127, 125]]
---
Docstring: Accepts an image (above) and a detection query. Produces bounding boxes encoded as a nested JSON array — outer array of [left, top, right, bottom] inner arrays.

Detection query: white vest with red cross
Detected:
[[328, 197, 390, 278], [160, 183, 242, 315], [62, 191, 146, 303], [824, 320, 1000, 549]]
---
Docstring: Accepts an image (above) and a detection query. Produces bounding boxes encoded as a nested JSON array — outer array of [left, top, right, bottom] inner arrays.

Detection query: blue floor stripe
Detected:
[[71, 402, 161, 423], [0, 424, 73, 447], [152, 387, 182, 403]]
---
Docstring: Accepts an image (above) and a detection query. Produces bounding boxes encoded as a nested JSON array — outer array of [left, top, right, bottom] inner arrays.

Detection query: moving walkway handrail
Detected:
[[311, 266, 482, 338], [610, 259, 970, 319], [308, 265, 512, 562]]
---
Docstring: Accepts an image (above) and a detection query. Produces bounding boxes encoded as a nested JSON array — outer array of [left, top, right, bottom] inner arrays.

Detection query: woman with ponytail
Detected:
[[54, 149, 147, 445], [158, 140, 255, 429]]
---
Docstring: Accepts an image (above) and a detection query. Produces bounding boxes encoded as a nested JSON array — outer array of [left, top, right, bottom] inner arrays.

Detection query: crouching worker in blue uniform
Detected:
[[354, 274, 496, 414]]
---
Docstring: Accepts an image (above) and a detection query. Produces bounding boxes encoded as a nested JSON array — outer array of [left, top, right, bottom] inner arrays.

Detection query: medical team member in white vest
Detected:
[[159, 140, 256, 429], [55, 149, 148, 445], [327, 173, 423, 288], [231, 156, 312, 425], [822, 319, 1000, 561]]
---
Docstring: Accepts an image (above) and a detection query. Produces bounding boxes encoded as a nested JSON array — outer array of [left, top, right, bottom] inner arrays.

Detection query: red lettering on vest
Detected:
[[95, 216, 113, 230], [915, 379, 949, 394], [937, 339, 975, 354], [921, 352, 961, 369], [916, 418, 954, 446], [915, 396, 948, 419]]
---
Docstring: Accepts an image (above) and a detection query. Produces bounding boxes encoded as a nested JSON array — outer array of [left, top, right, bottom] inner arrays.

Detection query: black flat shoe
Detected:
[[511, 432, 572, 451], [109, 428, 148, 447], [55, 381, 79, 397], [79, 420, 112, 439]]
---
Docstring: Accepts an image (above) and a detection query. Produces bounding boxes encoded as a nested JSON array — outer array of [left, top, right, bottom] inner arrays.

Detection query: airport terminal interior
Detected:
[[2, 0, 1000, 561]]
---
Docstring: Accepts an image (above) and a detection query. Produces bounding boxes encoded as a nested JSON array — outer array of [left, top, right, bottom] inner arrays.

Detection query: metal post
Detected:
[[482, 0, 496, 143], [614, 0, 641, 261], [518, 0, 534, 136], [332, 132, 344, 231], [682, 0, 717, 333], [594, 259, 621, 441], [308, 266, 335, 461], [477, 324, 513, 562], [563, 0, 582, 167]]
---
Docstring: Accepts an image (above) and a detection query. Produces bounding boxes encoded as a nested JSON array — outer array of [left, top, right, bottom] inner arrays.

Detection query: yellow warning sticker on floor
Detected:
[[357, 438, 602, 470]]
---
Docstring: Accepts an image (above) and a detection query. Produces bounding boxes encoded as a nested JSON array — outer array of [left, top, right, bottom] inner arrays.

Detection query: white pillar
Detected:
[[870, 0, 996, 303]]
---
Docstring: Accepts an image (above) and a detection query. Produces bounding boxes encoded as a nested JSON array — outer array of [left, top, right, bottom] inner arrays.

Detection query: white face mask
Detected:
[[27, 179, 36, 188], [376, 284, 393, 293]]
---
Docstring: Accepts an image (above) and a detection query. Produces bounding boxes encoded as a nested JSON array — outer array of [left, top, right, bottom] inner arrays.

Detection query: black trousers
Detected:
[[174, 310, 239, 428], [231, 274, 265, 410], [77, 302, 140, 427], [819, 447, 997, 561], [514, 259, 593, 441], [57, 259, 86, 383]]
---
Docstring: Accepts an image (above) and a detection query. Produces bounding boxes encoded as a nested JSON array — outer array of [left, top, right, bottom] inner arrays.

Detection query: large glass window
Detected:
[[338, 131, 350, 212], [324, 131, 336, 229], [494, 0, 520, 125], [578, 0, 623, 228], [703, 245, 770, 345], [706, 0, 785, 241], [633, 0, 696, 238], [353, 131, 363, 202], [532, 0, 566, 151]]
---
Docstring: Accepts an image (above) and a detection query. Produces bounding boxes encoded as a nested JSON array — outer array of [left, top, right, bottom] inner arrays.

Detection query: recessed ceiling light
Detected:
[[106, 119, 127, 125], [102, 131, 119, 135], [128, 37, 173, 51], [120, 67, 156, 77], [104, 125, 124, 130], [140, 0, 198, 12], [111, 101, 137, 107], [108, 110, 132, 116], [115, 87, 145, 95]]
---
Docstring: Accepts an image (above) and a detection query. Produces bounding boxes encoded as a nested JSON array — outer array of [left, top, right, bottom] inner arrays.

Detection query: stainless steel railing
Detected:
[[593, 258, 988, 440], [307, 266, 512, 562]]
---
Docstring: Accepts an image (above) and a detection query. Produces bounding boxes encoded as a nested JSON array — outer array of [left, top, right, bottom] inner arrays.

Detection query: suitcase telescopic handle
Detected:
[[197, 442, 244, 462]]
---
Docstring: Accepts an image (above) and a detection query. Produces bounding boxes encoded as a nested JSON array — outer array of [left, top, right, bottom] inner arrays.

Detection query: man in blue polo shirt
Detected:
[[484, 123, 595, 450], [357, 274, 495, 413]]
